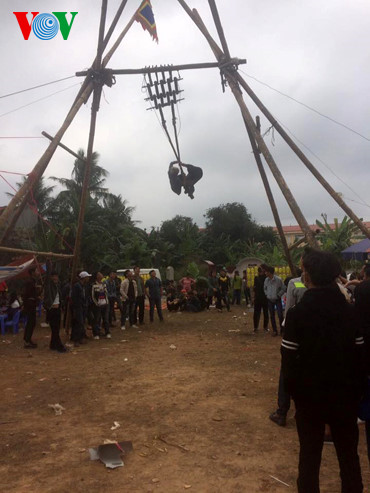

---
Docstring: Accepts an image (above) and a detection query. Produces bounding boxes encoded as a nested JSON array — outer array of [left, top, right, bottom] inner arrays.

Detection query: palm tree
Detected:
[[101, 193, 135, 227], [52, 149, 109, 198], [5, 176, 57, 250], [50, 149, 109, 220], [6, 176, 55, 216]]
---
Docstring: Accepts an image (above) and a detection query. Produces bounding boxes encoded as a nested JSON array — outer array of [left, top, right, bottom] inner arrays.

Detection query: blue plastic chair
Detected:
[[20, 313, 28, 328], [3, 310, 21, 335], [0, 313, 7, 335]]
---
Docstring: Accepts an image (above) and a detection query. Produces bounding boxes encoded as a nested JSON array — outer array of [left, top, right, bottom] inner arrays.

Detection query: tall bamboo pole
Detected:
[[0, 246, 73, 259], [177, 0, 318, 248], [245, 116, 297, 275], [102, 9, 137, 67], [0, 0, 130, 240], [75, 59, 246, 77], [207, 0, 297, 270], [70, 0, 130, 113], [234, 72, 370, 240], [42, 131, 87, 162], [0, 83, 93, 236], [207, 0, 231, 59], [64, 1, 110, 334], [69, 0, 107, 286]]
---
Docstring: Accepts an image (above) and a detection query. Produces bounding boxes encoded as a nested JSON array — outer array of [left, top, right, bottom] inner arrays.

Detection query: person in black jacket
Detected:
[[281, 250, 366, 493], [43, 261, 67, 352], [218, 269, 231, 312], [354, 264, 370, 462], [71, 271, 91, 346], [22, 267, 42, 348], [168, 161, 203, 199], [253, 266, 268, 332]]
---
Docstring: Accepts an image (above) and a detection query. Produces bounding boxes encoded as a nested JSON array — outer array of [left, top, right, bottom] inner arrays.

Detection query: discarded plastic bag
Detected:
[[48, 403, 66, 416], [88, 441, 133, 469]]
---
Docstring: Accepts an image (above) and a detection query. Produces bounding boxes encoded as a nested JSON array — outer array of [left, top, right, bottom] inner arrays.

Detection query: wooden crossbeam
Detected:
[[42, 132, 86, 162], [0, 246, 74, 259], [75, 59, 246, 77]]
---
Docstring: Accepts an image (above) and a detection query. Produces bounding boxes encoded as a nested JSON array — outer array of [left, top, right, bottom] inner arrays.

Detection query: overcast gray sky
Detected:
[[1, 0, 370, 230]]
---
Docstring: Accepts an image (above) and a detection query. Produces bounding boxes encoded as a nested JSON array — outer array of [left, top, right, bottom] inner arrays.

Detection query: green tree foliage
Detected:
[[316, 214, 359, 259], [201, 203, 276, 266], [204, 202, 275, 243], [159, 216, 201, 265], [6, 176, 55, 216], [7, 155, 291, 274], [6, 176, 56, 251]]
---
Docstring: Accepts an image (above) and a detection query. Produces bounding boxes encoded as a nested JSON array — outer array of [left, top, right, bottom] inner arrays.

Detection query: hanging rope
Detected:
[[157, 105, 184, 174], [0, 170, 29, 175], [262, 124, 276, 146], [28, 186, 74, 252], [0, 167, 73, 252], [143, 69, 185, 174], [0, 75, 76, 100], [171, 102, 181, 163], [0, 174, 17, 193]]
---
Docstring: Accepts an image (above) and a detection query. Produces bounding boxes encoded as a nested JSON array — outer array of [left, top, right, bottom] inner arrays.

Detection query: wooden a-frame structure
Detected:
[[1, 0, 370, 284]]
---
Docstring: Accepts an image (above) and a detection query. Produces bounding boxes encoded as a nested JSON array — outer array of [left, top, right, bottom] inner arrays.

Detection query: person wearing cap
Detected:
[[71, 271, 91, 346]]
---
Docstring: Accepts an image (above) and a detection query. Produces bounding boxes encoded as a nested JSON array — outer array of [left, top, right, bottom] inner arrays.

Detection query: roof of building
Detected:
[[272, 221, 370, 234]]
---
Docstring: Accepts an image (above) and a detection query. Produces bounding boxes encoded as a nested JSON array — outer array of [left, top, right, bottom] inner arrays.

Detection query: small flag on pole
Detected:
[[135, 0, 158, 42]]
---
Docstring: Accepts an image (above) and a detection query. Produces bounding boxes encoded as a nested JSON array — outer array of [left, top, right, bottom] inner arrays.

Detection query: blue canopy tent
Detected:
[[341, 238, 370, 262]]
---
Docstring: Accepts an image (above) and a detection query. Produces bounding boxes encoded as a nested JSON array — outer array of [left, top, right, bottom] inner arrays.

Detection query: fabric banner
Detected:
[[135, 0, 158, 42], [0, 258, 34, 283]]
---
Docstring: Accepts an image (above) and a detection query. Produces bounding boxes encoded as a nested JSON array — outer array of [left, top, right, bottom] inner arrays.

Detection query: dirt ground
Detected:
[[0, 305, 369, 493]]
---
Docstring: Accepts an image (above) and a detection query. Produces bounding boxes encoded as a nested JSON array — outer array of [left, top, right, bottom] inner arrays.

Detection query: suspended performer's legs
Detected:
[[184, 165, 203, 199]]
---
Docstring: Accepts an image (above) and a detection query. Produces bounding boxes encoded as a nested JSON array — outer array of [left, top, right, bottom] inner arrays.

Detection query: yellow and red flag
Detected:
[[135, 0, 158, 42]]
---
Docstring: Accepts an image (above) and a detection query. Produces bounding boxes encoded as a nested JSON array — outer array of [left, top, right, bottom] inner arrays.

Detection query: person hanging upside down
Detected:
[[168, 162, 183, 196], [168, 161, 203, 199]]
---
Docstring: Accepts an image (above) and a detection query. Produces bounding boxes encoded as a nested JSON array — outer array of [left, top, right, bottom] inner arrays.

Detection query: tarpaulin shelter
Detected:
[[341, 239, 370, 262], [0, 258, 35, 283]]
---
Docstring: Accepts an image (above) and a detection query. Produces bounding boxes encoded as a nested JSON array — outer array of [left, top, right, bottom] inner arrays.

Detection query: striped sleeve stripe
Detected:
[[355, 337, 364, 345], [282, 339, 299, 348], [281, 339, 299, 351], [281, 342, 298, 351]]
